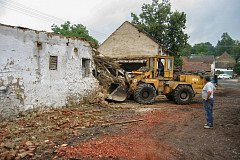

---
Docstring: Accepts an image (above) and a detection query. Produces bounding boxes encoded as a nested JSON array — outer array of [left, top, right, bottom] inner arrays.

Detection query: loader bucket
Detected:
[[107, 83, 127, 102]]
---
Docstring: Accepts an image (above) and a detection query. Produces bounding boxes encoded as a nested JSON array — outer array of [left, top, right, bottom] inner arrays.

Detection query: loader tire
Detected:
[[166, 95, 173, 101], [173, 85, 194, 105], [134, 84, 157, 104]]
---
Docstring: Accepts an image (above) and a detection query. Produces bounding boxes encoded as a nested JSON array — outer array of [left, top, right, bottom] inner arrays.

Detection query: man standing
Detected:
[[202, 76, 215, 129]]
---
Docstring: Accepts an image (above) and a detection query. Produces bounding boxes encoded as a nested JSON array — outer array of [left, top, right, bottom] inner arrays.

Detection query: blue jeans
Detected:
[[203, 99, 214, 127]]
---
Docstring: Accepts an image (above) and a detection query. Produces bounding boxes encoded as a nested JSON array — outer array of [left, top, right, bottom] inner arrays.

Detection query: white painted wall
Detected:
[[0, 24, 98, 119]]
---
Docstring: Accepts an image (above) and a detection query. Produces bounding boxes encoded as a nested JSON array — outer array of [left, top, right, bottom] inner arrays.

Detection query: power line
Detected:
[[3, 0, 65, 22], [0, 3, 63, 24], [0, 0, 65, 23], [0, 0, 108, 38]]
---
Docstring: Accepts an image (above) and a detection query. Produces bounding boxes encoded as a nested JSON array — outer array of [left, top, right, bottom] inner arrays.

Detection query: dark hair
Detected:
[[204, 76, 211, 82]]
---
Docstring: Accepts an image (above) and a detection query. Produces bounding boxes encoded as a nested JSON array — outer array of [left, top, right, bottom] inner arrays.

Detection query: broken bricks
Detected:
[[0, 141, 36, 159]]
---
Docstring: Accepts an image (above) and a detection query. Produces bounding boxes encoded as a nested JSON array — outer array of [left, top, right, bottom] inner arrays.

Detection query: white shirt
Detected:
[[202, 82, 215, 99]]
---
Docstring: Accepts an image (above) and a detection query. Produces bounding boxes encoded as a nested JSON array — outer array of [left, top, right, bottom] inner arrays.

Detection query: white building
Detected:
[[0, 24, 98, 119]]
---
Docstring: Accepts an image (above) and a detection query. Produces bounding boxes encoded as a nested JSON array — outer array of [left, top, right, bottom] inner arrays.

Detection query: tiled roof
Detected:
[[182, 62, 211, 72], [215, 52, 236, 69], [215, 62, 235, 68], [216, 52, 236, 63], [188, 55, 215, 63]]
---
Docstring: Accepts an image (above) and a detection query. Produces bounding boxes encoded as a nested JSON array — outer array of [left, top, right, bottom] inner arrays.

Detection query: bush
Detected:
[[234, 62, 240, 75]]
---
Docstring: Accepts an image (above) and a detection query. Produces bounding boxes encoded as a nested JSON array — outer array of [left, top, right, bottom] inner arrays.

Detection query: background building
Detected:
[[182, 55, 215, 75], [98, 21, 167, 71], [215, 52, 236, 70]]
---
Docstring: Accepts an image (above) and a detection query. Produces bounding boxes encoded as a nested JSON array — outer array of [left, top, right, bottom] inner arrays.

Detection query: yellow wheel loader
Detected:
[[107, 56, 205, 105]]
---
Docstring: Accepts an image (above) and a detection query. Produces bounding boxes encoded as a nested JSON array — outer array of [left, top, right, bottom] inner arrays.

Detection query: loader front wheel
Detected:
[[173, 85, 194, 105], [134, 84, 157, 104]]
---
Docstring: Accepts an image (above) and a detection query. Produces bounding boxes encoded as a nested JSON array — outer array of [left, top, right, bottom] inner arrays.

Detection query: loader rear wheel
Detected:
[[173, 85, 194, 105], [134, 84, 157, 104]]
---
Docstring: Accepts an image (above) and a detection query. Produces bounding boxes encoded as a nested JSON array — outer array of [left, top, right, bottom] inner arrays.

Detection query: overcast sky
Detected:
[[0, 0, 239, 45]]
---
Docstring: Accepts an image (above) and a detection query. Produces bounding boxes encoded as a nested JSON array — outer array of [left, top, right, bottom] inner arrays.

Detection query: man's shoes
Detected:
[[204, 125, 213, 129]]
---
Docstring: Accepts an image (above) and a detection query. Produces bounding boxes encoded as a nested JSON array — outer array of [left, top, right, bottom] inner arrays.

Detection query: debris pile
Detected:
[[93, 55, 126, 90], [82, 55, 128, 105], [137, 66, 149, 72], [82, 89, 110, 107], [0, 105, 127, 159], [53, 110, 183, 160], [0, 140, 36, 159]]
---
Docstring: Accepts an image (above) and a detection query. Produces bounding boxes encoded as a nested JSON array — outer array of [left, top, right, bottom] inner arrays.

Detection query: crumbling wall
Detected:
[[0, 24, 98, 119]]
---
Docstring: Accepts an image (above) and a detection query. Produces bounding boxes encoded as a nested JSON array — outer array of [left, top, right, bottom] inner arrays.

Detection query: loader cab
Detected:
[[146, 56, 174, 79]]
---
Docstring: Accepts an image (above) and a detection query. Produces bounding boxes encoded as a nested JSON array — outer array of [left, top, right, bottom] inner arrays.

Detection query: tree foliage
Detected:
[[131, 0, 188, 66], [179, 43, 192, 57], [51, 21, 98, 46], [216, 33, 235, 56], [192, 42, 215, 55], [234, 62, 240, 74], [180, 33, 240, 62], [215, 32, 240, 61], [179, 42, 216, 57]]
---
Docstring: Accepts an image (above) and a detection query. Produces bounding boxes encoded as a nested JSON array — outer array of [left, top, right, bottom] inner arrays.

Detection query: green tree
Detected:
[[179, 43, 192, 56], [192, 42, 215, 55], [234, 62, 240, 74], [131, 0, 188, 66], [216, 33, 240, 61], [167, 11, 188, 52], [51, 21, 98, 46], [230, 40, 240, 62], [216, 33, 235, 56]]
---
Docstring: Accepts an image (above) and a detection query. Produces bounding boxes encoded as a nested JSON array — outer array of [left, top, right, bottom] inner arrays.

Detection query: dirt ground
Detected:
[[0, 80, 240, 160]]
